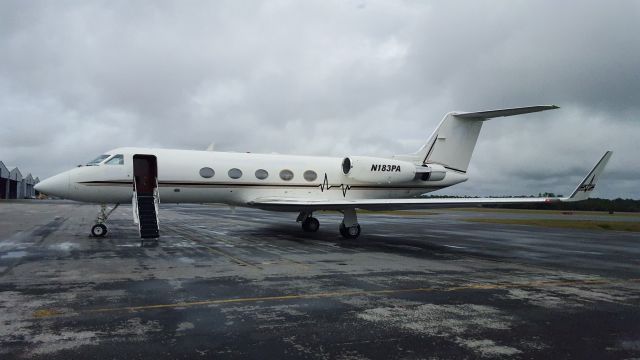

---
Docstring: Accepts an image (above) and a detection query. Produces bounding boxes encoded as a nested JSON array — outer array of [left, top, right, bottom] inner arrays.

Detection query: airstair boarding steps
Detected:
[[136, 195, 159, 238]]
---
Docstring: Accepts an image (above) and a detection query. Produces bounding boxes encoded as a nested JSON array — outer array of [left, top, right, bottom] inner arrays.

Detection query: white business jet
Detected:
[[35, 105, 612, 239]]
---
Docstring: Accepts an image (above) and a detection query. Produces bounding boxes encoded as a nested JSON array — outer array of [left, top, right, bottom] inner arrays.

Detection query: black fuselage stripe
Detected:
[[78, 180, 443, 191]]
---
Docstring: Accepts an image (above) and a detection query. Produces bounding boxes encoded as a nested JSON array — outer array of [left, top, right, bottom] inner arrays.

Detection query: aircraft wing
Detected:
[[247, 196, 559, 212], [247, 151, 612, 212]]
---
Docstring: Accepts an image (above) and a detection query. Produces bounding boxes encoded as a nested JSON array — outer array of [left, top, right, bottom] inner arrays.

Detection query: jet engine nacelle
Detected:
[[342, 156, 416, 184], [416, 164, 447, 181]]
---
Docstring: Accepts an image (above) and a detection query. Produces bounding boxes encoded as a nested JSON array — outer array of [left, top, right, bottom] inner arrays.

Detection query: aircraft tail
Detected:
[[401, 105, 559, 173], [562, 151, 613, 202]]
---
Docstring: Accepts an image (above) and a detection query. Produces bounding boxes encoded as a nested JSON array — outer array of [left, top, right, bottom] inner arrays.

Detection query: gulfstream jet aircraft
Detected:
[[35, 105, 612, 239]]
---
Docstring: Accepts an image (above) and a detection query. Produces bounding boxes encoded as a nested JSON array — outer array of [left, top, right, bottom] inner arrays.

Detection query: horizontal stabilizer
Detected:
[[453, 105, 559, 120], [406, 104, 560, 172]]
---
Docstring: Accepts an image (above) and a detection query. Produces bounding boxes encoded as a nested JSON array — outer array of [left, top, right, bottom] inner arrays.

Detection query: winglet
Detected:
[[563, 151, 613, 202]]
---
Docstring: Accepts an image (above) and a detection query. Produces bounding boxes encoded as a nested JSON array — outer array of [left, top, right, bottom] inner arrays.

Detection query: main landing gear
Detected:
[[91, 203, 120, 237], [297, 212, 320, 232], [297, 208, 361, 239], [339, 208, 361, 239]]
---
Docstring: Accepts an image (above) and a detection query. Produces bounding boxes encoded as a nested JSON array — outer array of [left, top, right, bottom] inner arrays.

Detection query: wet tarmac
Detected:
[[1, 201, 639, 359]]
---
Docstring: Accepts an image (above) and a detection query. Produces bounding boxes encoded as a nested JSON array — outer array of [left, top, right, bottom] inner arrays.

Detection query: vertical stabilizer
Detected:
[[422, 113, 483, 172]]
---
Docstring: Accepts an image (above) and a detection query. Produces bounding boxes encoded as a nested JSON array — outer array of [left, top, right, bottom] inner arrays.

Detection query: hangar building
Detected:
[[0, 161, 40, 199]]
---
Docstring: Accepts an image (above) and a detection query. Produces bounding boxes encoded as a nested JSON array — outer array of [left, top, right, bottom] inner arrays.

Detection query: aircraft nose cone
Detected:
[[35, 173, 70, 198]]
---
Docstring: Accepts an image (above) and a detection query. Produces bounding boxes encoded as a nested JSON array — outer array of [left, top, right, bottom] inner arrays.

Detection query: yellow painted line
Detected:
[[32, 277, 640, 319], [33, 309, 63, 318]]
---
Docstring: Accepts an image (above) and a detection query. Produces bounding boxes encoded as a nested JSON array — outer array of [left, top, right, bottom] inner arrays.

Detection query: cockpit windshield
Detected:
[[86, 154, 110, 166], [105, 154, 124, 165]]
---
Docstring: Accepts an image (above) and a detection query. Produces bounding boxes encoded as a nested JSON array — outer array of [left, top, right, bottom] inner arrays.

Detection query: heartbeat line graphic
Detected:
[[319, 173, 352, 197], [578, 175, 596, 192]]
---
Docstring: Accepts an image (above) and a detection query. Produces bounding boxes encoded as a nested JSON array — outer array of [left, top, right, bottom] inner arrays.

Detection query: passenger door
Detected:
[[133, 155, 158, 195]]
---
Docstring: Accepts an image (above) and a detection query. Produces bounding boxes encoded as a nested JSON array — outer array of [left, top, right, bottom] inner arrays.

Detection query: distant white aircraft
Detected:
[[35, 105, 612, 239]]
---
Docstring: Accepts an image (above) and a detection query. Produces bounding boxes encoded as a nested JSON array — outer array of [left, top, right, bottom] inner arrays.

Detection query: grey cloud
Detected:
[[0, 0, 638, 198]]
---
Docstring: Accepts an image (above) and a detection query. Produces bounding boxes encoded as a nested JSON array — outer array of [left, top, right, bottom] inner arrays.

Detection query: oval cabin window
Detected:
[[199, 167, 215, 178], [255, 169, 269, 180], [279, 169, 294, 181], [228, 168, 243, 179], [303, 170, 317, 182]]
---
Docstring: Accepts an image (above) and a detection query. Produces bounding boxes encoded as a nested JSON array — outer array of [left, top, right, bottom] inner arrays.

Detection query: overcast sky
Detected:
[[1, 1, 638, 199]]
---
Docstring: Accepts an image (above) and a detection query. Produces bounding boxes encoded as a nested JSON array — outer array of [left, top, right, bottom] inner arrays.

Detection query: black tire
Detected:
[[91, 224, 107, 237], [302, 217, 320, 232], [339, 222, 348, 237], [348, 224, 361, 238], [339, 223, 360, 239]]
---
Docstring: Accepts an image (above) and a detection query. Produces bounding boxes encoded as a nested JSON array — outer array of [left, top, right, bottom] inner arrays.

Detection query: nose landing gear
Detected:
[[91, 203, 120, 237], [91, 223, 108, 237]]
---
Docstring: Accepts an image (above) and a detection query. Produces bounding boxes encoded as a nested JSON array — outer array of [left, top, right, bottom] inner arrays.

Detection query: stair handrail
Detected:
[[132, 178, 140, 233], [154, 176, 160, 203], [153, 176, 160, 226]]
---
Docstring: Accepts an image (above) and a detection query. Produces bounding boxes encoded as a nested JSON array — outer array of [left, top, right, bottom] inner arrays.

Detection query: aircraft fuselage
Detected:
[[39, 147, 467, 206]]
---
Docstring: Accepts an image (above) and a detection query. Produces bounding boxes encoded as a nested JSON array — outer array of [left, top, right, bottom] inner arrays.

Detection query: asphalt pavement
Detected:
[[0, 201, 639, 359]]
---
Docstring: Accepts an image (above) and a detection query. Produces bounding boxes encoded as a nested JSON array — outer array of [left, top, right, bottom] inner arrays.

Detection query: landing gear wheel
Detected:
[[339, 222, 361, 239], [91, 224, 107, 237], [302, 217, 320, 232]]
